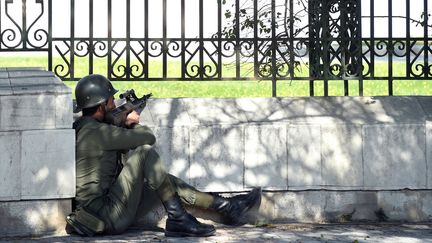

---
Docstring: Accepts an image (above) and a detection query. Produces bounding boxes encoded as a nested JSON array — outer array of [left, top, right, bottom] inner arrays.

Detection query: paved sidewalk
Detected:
[[2, 223, 432, 242]]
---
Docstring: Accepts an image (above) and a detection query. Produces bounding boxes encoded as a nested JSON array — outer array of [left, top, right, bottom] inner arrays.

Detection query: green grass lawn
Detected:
[[1, 55, 431, 98]]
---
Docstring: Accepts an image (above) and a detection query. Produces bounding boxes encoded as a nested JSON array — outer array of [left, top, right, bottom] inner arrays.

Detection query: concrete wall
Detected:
[[2, 68, 432, 236], [137, 96, 432, 224], [0, 68, 75, 236], [141, 96, 432, 191]]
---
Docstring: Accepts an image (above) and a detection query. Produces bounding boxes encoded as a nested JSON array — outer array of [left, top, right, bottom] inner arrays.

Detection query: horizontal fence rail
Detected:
[[0, 0, 431, 96]]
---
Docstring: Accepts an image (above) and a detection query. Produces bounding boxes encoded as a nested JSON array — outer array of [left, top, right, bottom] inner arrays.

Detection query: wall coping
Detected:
[[0, 67, 70, 95], [140, 96, 432, 127]]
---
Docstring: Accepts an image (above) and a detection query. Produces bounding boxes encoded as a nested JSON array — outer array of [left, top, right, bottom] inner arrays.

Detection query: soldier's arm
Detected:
[[98, 123, 156, 151]]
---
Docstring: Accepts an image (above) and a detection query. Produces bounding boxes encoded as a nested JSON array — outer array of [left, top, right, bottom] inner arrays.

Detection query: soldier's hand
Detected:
[[125, 110, 140, 127]]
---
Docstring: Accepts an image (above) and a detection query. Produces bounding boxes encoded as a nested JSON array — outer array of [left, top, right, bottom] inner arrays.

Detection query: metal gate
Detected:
[[0, 0, 431, 96]]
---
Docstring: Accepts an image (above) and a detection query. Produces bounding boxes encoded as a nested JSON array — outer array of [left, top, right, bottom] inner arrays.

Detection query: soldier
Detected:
[[66, 74, 261, 237]]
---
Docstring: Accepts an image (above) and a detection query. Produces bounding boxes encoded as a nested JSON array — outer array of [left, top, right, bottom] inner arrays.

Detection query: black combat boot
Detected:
[[210, 187, 261, 226], [163, 193, 216, 237]]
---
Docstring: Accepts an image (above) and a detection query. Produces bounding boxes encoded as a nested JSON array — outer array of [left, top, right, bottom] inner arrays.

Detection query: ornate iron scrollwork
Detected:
[[1, 0, 431, 97], [409, 41, 431, 78], [257, 41, 272, 78], [2, 0, 23, 48], [53, 40, 71, 78], [26, 0, 48, 48], [308, 0, 362, 80], [1, 0, 47, 49], [184, 41, 219, 79], [110, 41, 146, 79]]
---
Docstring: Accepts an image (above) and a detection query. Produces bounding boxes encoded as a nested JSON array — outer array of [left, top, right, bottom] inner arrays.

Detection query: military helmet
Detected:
[[74, 74, 118, 112]]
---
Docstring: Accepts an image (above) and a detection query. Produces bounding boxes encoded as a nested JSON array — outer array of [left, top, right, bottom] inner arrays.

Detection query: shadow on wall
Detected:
[[63, 95, 430, 226], [137, 96, 430, 222], [0, 200, 70, 237], [146, 96, 427, 189], [0, 83, 74, 236]]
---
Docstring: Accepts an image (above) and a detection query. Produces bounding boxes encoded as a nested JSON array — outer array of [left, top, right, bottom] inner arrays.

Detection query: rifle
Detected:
[[105, 89, 152, 127]]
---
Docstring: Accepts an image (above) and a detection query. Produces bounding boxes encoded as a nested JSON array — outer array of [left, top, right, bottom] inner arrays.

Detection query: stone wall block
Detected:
[[377, 191, 429, 221], [288, 125, 321, 188], [6, 67, 44, 71], [234, 98, 286, 122], [0, 199, 71, 237], [11, 83, 70, 95], [183, 98, 249, 125], [55, 94, 73, 128], [0, 71, 8, 78], [144, 98, 192, 127], [0, 132, 21, 201], [139, 105, 154, 126], [372, 97, 426, 123], [416, 97, 432, 119], [9, 75, 57, 85], [299, 97, 347, 124], [0, 78, 12, 95], [251, 190, 432, 223], [21, 130, 75, 199], [323, 191, 378, 221], [417, 191, 432, 221], [427, 121, 432, 189], [0, 94, 56, 130], [363, 125, 427, 189], [321, 125, 363, 188], [151, 126, 190, 182], [323, 192, 355, 220], [189, 125, 244, 191], [244, 124, 287, 189], [7, 69, 54, 78], [272, 191, 324, 222]]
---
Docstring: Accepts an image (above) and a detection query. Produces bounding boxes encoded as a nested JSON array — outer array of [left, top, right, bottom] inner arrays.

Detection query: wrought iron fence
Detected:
[[0, 0, 431, 96]]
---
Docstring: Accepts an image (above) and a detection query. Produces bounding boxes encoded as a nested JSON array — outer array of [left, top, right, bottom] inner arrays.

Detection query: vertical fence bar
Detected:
[[358, 0, 363, 96], [424, 0, 429, 78], [406, 0, 410, 78], [253, 0, 258, 79], [162, 0, 167, 79], [48, 0, 52, 71], [340, 2, 348, 96], [322, 0, 329, 97], [388, 0, 393, 95], [199, 0, 203, 79], [308, 0, 314, 96], [126, 0, 132, 80], [108, 0, 112, 79], [126, 0, 130, 79], [181, 0, 185, 79], [289, 0, 294, 81], [70, 0, 75, 79], [235, 0, 240, 79], [4, 0, 427, 95], [370, 0, 374, 80], [271, 0, 276, 97], [144, 0, 148, 78], [217, 0, 222, 79], [0, 0, 2, 50], [89, 0, 94, 74], [22, 0, 27, 49], [344, 78, 349, 96]]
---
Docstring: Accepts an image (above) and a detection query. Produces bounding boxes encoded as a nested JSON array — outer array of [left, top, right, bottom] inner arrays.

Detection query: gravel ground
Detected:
[[2, 223, 432, 243]]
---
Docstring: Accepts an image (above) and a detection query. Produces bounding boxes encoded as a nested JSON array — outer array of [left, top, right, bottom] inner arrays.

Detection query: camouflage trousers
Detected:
[[87, 144, 213, 234]]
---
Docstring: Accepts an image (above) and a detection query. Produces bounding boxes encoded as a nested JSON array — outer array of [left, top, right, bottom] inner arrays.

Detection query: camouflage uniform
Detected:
[[73, 116, 212, 234]]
